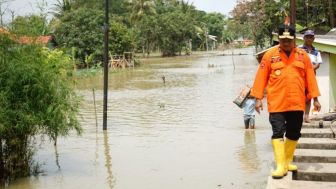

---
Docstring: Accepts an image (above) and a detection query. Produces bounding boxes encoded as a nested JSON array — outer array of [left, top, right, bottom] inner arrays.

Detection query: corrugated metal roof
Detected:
[[297, 34, 336, 46]]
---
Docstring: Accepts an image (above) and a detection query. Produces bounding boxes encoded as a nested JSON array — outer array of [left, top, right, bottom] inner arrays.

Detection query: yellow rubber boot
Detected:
[[284, 138, 298, 173], [271, 139, 286, 179]]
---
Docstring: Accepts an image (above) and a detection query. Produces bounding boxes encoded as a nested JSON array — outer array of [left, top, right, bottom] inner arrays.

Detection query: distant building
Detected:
[[0, 27, 57, 49], [233, 37, 254, 46], [18, 35, 58, 49]]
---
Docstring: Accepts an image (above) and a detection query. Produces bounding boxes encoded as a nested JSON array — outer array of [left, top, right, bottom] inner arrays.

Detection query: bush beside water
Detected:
[[0, 34, 81, 184]]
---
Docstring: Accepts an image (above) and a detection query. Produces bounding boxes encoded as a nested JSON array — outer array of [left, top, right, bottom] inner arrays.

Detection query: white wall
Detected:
[[315, 52, 330, 114]]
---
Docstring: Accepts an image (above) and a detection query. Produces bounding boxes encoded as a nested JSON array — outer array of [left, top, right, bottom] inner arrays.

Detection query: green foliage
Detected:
[[136, 1, 197, 56], [0, 33, 81, 182], [109, 21, 135, 55], [9, 15, 49, 36], [229, 0, 336, 49], [130, 0, 156, 22], [157, 10, 195, 56], [296, 0, 335, 32], [230, 0, 284, 49], [54, 8, 104, 65], [203, 13, 226, 43], [54, 7, 134, 66], [51, 0, 229, 58], [51, 0, 73, 18]]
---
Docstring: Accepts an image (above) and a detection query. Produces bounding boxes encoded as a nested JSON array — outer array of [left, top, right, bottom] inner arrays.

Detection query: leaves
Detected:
[[0, 40, 81, 138], [0, 34, 81, 180]]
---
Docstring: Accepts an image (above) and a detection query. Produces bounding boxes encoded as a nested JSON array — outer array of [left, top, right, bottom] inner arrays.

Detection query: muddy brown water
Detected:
[[5, 48, 274, 189]]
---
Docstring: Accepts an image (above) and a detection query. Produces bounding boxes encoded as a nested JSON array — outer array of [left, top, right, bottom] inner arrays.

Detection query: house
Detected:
[[18, 35, 58, 49], [0, 27, 57, 49], [233, 37, 254, 46]]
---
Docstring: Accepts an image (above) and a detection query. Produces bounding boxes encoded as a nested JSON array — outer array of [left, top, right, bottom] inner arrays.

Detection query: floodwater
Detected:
[[5, 48, 274, 189]]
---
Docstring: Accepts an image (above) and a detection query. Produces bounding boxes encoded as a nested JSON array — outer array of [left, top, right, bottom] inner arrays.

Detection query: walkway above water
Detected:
[[267, 172, 336, 189], [266, 113, 336, 189]]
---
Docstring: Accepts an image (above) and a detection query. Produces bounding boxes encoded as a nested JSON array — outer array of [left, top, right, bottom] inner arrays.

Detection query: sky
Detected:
[[2, 0, 238, 22], [191, 0, 237, 15]]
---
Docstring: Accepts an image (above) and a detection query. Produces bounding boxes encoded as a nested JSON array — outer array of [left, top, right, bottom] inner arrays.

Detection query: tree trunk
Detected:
[[329, 0, 335, 28], [0, 139, 4, 181], [0, 135, 32, 182]]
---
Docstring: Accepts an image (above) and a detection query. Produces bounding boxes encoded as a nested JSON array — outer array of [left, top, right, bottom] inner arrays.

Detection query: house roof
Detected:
[[0, 28, 10, 35], [18, 36, 52, 45], [0, 27, 52, 45]]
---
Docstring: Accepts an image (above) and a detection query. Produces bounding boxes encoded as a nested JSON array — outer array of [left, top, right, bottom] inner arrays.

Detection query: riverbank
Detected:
[[136, 48, 256, 62]]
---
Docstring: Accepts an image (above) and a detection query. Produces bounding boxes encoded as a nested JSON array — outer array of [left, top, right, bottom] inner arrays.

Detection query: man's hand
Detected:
[[313, 98, 321, 112], [255, 99, 263, 114], [313, 64, 320, 71]]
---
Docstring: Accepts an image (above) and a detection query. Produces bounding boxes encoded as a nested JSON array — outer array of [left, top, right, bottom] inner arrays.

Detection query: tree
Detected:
[[0, 33, 81, 183], [55, 8, 104, 66], [130, 0, 156, 23], [10, 15, 49, 36], [109, 21, 135, 55], [230, 0, 284, 50], [55, 7, 134, 66], [51, 0, 73, 18], [157, 9, 195, 56], [329, 0, 335, 27], [203, 13, 226, 43], [136, 15, 160, 55]]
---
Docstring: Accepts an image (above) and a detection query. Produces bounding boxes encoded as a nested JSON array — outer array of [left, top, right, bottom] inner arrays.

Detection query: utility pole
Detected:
[[290, 0, 296, 26], [103, 0, 109, 130]]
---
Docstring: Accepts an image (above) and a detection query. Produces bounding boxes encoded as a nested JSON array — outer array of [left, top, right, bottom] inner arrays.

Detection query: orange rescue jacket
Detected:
[[251, 45, 320, 113]]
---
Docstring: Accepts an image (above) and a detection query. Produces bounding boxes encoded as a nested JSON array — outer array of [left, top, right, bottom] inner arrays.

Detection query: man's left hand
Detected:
[[313, 98, 321, 112]]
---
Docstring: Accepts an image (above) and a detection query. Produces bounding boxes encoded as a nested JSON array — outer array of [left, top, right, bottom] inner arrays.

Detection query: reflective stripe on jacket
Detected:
[[251, 45, 320, 113]]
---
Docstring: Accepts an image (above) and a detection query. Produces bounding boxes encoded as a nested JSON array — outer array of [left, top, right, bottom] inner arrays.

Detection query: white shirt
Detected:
[[299, 45, 323, 65]]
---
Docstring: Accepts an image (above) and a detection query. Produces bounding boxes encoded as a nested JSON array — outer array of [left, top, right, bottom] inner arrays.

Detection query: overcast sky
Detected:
[[2, 0, 237, 22], [191, 0, 237, 15]]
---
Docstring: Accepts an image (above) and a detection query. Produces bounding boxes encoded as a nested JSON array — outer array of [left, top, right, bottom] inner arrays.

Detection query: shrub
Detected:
[[0, 34, 81, 183]]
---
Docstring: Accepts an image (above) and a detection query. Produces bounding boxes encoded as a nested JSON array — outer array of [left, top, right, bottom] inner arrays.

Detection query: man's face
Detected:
[[279, 38, 295, 52], [304, 35, 315, 46]]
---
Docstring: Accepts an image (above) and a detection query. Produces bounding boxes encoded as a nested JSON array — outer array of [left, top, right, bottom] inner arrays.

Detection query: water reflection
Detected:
[[103, 131, 115, 189], [4, 48, 273, 189], [54, 145, 61, 170], [237, 130, 261, 173]]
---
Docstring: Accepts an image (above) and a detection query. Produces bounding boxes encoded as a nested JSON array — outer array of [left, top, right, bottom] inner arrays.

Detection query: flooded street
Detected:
[[6, 48, 274, 189]]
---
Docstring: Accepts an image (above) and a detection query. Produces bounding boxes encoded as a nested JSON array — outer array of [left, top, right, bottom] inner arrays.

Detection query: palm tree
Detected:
[[51, 0, 72, 18], [130, 0, 156, 23]]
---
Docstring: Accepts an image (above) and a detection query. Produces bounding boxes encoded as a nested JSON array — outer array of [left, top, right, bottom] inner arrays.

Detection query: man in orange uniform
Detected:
[[251, 24, 321, 179]]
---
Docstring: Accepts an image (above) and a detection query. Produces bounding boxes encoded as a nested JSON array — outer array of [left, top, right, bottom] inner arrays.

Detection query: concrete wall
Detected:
[[316, 53, 330, 114], [330, 54, 336, 112]]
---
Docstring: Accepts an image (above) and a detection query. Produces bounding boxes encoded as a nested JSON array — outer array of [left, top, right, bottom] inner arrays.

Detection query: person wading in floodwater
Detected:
[[250, 23, 321, 179]]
